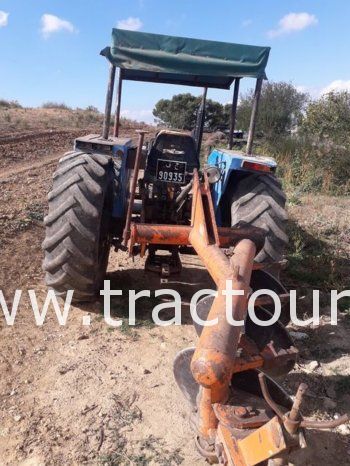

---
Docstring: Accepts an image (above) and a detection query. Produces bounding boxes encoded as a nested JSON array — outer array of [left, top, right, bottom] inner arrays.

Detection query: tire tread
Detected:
[[231, 174, 288, 264], [42, 150, 118, 302]]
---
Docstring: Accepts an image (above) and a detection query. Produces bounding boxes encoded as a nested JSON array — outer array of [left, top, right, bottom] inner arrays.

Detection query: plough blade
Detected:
[[193, 295, 297, 377], [173, 347, 198, 408]]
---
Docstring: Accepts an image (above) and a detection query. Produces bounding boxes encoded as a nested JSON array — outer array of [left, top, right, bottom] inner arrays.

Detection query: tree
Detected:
[[301, 91, 350, 144], [205, 100, 228, 131], [236, 82, 308, 139], [153, 93, 228, 131], [153, 93, 200, 129], [152, 83, 308, 137]]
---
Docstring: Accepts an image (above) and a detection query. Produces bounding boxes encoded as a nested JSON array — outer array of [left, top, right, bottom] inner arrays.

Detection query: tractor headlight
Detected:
[[204, 165, 221, 184]]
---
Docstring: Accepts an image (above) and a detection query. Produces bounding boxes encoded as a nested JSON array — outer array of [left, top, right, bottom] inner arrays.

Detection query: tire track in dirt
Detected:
[[0, 129, 79, 145], [0, 131, 81, 174], [0, 152, 61, 181]]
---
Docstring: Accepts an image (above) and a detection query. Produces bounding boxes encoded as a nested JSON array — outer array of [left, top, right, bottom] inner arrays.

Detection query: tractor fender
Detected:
[[110, 140, 135, 219], [74, 135, 136, 220], [207, 148, 277, 223]]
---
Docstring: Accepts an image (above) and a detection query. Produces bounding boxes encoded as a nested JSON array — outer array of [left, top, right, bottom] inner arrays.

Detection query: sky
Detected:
[[1, 0, 350, 123]]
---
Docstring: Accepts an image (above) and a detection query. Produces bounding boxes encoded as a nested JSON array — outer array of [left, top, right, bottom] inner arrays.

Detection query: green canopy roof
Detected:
[[101, 29, 270, 89]]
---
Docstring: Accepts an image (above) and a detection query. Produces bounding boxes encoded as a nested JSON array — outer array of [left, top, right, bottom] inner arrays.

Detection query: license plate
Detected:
[[156, 159, 187, 184]]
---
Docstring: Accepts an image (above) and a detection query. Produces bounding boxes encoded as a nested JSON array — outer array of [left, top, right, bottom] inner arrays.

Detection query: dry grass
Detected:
[[0, 106, 154, 139], [261, 136, 350, 195], [0, 107, 103, 135]]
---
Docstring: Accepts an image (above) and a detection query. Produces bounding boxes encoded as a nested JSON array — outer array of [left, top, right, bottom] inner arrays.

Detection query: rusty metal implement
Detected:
[[128, 168, 348, 465]]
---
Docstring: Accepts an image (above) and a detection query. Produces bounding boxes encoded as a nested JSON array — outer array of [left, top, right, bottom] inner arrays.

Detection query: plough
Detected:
[[129, 135, 348, 464], [43, 29, 348, 463]]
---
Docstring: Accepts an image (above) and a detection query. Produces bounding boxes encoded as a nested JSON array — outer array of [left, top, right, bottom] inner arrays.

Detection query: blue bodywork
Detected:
[[110, 138, 134, 218], [207, 148, 277, 225], [74, 134, 135, 219], [75, 135, 277, 226]]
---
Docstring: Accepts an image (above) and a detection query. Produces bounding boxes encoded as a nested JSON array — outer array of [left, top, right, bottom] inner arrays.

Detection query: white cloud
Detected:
[[293, 85, 322, 98], [296, 81, 350, 98], [117, 17, 143, 31], [268, 12, 318, 38], [41, 14, 76, 38], [121, 109, 153, 123], [242, 19, 253, 27], [321, 80, 350, 95], [0, 10, 9, 27]]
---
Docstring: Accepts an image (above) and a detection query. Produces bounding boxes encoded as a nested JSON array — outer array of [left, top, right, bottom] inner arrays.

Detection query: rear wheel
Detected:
[[42, 150, 119, 302], [231, 173, 288, 270]]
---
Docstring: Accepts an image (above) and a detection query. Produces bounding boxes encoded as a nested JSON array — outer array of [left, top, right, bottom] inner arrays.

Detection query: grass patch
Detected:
[[100, 435, 183, 466], [99, 394, 183, 465], [286, 191, 302, 206], [25, 202, 45, 222], [262, 136, 350, 195], [283, 221, 348, 291], [10, 218, 32, 233], [100, 288, 159, 338]]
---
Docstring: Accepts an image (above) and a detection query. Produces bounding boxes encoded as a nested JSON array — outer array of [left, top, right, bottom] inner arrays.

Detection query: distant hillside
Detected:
[[0, 101, 150, 136]]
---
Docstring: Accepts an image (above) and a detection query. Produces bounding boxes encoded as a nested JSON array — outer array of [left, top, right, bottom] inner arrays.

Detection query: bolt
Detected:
[[234, 406, 248, 418]]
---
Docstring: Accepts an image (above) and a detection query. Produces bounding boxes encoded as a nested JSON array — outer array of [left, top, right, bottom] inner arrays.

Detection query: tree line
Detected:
[[153, 82, 350, 194], [153, 82, 350, 145]]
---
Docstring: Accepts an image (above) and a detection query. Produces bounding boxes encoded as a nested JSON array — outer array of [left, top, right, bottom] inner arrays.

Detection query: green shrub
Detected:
[[0, 99, 22, 108], [261, 136, 350, 195], [41, 101, 71, 110], [85, 105, 99, 113]]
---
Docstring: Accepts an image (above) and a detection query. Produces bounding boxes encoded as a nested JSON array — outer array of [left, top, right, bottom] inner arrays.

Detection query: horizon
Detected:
[[1, 1, 350, 123]]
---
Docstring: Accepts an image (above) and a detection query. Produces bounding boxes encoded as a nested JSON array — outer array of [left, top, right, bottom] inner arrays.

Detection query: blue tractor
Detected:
[[42, 30, 350, 463], [43, 29, 287, 301]]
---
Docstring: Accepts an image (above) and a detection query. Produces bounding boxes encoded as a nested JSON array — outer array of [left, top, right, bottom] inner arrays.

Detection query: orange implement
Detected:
[[187, 171, 257, 439]]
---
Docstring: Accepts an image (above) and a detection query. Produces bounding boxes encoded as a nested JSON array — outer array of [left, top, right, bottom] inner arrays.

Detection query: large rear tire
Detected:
[[42, 150, 119, 302], [231, 173, 288, 266]]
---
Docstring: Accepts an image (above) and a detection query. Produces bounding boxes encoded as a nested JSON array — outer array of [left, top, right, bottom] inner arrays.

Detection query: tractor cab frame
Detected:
[[99, 29, 270, 155]]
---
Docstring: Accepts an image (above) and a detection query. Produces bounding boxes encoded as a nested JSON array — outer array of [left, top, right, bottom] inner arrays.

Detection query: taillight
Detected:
[[242, 161, 273, 173]]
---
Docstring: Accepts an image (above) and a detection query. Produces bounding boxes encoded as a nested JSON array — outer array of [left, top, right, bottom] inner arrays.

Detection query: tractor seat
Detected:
[[144, 131, 199, 181]]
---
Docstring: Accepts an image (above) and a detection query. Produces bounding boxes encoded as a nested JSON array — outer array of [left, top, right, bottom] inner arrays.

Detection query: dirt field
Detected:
[[0, 112, 349, 465]]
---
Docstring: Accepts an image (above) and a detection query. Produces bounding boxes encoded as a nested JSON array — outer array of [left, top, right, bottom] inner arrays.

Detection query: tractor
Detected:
[[42, 29, 347, 465]]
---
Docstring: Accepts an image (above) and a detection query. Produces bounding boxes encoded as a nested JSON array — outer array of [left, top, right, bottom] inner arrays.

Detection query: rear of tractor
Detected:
[[42, 29, 347, 465]]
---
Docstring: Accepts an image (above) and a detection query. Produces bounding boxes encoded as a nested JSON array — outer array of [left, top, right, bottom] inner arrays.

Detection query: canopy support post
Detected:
[[246, 77, 263, 155], [195, 87, 207, 156], [113, 69, 123, 137], [102, 64, 116, 140], [228, 78, 241, 150]]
